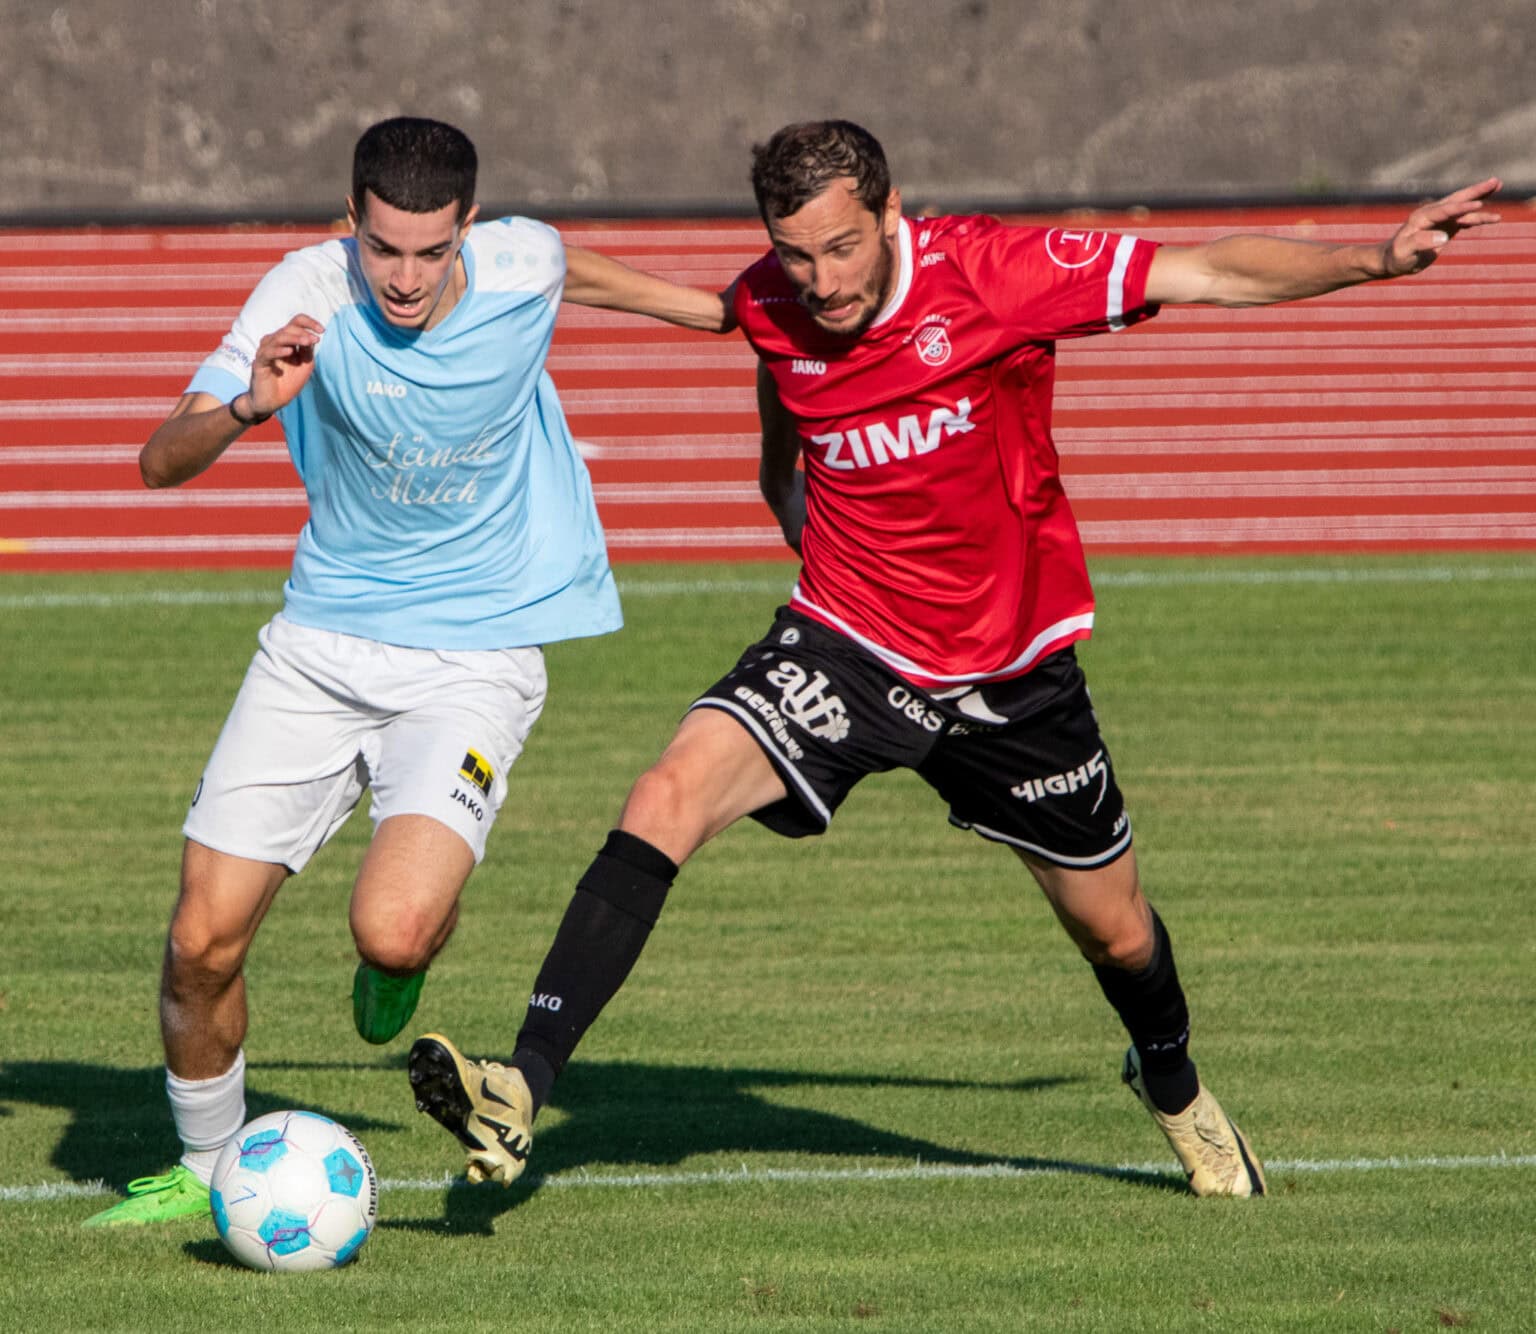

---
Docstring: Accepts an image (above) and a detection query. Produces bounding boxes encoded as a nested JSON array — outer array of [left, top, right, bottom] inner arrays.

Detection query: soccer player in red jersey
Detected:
[[410, 121, 1500, 1197]]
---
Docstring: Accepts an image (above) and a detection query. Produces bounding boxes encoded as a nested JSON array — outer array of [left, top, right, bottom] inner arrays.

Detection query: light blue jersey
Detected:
[[188, 218, 621, 650]]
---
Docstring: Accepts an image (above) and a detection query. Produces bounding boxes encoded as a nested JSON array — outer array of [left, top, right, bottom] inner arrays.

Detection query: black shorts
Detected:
[[690, 608, 1133, 869]]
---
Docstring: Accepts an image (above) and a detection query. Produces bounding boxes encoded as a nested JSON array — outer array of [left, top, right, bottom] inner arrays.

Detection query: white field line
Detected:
[[3, 563, 1536, 612], [0, 484, 775, 509], [0, 442, 293, 465], [2, 433, 1529, 466], [5, 435, 1530, 467], [5, 383, 1536, 419], [0, 389, 761, 418], [11, 468, 1536, 510], [7, 222, 1534, 251], [24, 516, 1511, 547], [6, 1151, 1536, 1204], [0, 347, 761, 376], [13, 343, 1536, 375], [1078, 515, 1536, 543], [20, 517, 1536, 556], [6, 296, 1531, 331], [6, 323, 1536, 349]]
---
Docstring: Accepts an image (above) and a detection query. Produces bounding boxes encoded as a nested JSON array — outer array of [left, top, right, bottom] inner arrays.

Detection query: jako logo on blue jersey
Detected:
[[367, 380, 407, 399]]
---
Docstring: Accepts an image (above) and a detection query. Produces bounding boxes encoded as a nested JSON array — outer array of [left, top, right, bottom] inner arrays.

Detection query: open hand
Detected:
[[1384, 177, 1502, 276], [249, 314, 325, 416]]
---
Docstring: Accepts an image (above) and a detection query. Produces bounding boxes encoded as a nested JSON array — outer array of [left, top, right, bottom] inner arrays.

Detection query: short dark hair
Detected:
[[749, 120, 891, 222], [352, 117, 478, 221]]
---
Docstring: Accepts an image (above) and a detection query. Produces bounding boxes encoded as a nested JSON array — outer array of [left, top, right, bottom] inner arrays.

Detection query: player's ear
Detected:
[[457, 202, 480, 240], [882, 188, 902, 236], [345, 196, 361, 232]]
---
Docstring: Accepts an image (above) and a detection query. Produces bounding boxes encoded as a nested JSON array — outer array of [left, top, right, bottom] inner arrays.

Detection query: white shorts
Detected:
[[183, 615, 547, 871]]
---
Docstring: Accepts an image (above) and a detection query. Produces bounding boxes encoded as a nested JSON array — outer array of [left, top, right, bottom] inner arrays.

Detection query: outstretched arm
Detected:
[[756, 362, 805, 555], [563, 245, 736, 333], [140, 315, 322, 488], [1145, 177, 1502, 307]]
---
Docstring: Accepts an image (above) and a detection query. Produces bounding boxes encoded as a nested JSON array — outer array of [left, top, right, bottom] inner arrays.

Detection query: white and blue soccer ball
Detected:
[[209, 1110, 378, 1272]]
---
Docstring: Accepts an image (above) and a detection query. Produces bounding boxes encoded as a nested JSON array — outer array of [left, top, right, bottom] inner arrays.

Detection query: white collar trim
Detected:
[[869, 217, 914, 330]]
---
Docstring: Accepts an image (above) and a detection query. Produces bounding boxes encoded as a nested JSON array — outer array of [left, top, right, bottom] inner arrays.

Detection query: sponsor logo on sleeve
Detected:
[[1045, 228, 1109, 269], [218, 340, 253, 371]]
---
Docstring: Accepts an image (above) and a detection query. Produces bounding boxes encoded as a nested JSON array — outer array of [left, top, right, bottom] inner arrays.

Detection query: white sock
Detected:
[[167, 1050, 247, 1186]]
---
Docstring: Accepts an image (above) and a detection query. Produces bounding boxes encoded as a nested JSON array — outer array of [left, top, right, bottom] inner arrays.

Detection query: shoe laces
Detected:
[[1188, 1103, 1240, 1165], [124, 1167, 193, 1195]]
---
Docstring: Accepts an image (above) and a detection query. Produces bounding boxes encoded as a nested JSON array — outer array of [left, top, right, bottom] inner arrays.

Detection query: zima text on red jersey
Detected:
[[810, 398, 975, 471]]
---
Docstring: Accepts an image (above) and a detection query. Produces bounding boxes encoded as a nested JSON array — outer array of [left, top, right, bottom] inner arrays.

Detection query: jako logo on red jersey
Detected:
[[1045, 228, 1109, 269], [810, 398, 975, 471], [914, 324, 952, 366]]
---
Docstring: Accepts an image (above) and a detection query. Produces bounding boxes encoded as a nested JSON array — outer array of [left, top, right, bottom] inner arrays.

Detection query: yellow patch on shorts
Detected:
[[459, 748, 494, 796]]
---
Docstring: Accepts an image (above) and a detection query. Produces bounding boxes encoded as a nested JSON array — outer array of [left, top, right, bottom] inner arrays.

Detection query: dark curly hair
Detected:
[[352, 117, 478, 222], [749, 120, 891, 222]]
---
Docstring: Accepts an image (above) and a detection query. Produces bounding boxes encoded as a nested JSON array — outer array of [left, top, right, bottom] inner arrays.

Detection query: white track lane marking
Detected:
[[4, 563, 1536, 612], [9, 1152, 1536, 1203]]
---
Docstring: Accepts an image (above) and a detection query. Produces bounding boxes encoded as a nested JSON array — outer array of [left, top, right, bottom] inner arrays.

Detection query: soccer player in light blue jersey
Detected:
[[84, 117, 731, 1227]]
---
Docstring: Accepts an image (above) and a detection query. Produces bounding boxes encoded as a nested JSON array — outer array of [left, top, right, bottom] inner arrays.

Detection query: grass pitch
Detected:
[[2, 555, 1533, 1332]]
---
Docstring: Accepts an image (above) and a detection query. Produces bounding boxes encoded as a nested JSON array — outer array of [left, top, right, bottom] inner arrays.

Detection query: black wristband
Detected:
[[228, 394, 272, 427]]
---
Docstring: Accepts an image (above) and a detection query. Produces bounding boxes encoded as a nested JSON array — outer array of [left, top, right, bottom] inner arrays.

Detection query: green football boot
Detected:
[[82, 1165, 211, 1228], [353, 961, 427, 1044]]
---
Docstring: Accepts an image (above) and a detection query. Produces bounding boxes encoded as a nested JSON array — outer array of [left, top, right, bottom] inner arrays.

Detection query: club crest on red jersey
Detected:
[[1045, 228, 1109, 269], [914, 323, 952, 366]]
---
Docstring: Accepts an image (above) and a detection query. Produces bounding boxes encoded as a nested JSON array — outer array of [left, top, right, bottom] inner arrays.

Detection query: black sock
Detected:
[[511, 830, 677, 1114], [1091, 909, 1199, 1114]]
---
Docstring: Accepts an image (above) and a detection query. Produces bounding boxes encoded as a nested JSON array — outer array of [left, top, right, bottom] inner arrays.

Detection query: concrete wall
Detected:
[[5, 0, 1534, 220]]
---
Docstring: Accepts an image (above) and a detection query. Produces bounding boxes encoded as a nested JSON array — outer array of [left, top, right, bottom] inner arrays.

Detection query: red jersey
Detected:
[[733, 214, 1160, 689]]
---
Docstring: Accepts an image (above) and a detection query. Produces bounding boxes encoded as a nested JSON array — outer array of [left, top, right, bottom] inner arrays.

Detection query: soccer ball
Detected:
[[209, 1110, 378, 1272]]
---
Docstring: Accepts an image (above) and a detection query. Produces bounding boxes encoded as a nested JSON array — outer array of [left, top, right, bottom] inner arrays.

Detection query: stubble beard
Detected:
[[810, 232, 897, 339]]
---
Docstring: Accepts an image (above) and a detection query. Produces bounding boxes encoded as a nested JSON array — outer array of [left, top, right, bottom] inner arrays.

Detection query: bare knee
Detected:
[[1019, 849, 1155, 971], [349, 814, 473, 975], [1078, 920, 1155, 972], [617, 715, 786, 864], [351, 905, 453, 975], [163, 910, 247, 1000], [621, 763, 697, 842], [163, 843, 286, 1000]]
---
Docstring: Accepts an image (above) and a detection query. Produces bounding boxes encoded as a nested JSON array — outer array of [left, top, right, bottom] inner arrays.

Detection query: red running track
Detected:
[[2, 208, 1534, 572]]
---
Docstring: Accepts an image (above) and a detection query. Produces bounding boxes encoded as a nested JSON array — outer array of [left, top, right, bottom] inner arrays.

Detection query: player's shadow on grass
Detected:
[[388, 1059, 1182, 1236], [0, 1058, 403, 1187]]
